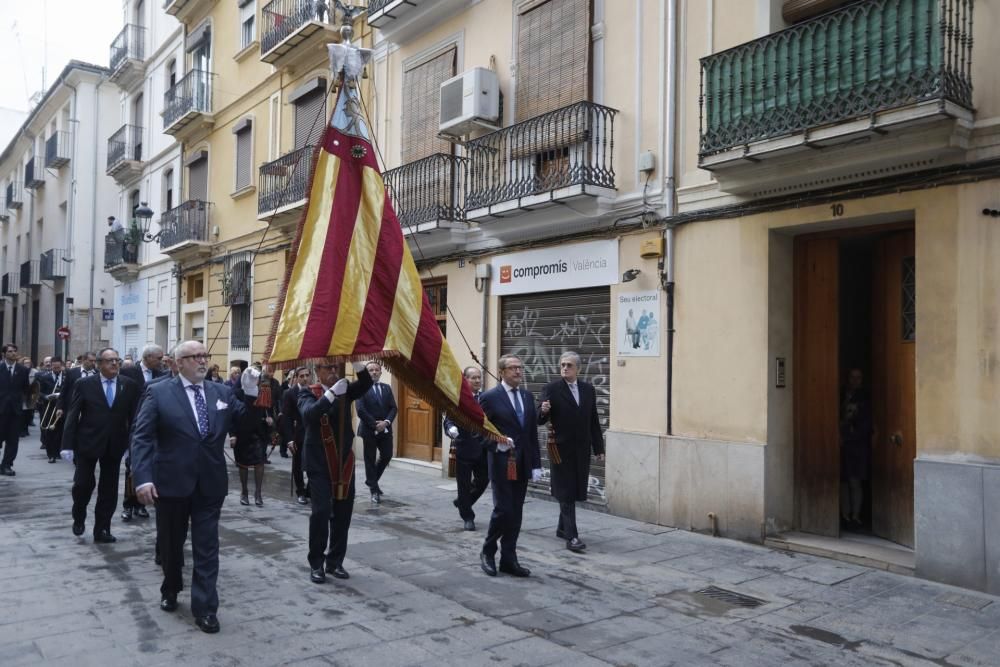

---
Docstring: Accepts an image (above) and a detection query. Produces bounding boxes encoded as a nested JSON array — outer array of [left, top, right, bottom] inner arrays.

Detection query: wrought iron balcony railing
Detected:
[[258, 145, 314, 215], [24, 157, 44, 190], [110, 24, 146, 72], [465, 101, 617, 211], [20, 260, 40, 288], [107, 124, 144, 172], [5, 180, 22, 210], [104, 232, 139, 268], [2, 272, 18, 297], [261, 0, 327, 55], [159, 200, 211, 250], [368, 0, 394, 13], [40, 249, 68, 280], [164, 69, 212, 129], [383, 153, 468, 229], [45, 131, 71, 169], [699, 0, 975, 157]]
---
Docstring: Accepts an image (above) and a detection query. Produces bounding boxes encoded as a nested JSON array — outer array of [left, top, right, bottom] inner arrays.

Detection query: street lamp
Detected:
[[132, 202, 157, 243]]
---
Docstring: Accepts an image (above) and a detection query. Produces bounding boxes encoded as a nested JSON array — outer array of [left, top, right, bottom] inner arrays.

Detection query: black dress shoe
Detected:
[[136, 506, 149, 518], [160, 596, 178, 612], [72, 520, 85, 536], [453, 498, 460, 509], [370, 493, 380, 504], [48, 457, 56, 463], [480, 551, 497, 577], [195, 614, 220, 634], [463, 519, 476, 531], [0, 466, 15, 476], [567, 538, 586, 552], [326, 564, 349, 579], [499, 561, 531, 577], [94, 530, 117, 543], [310, 568, 326, 584], [296, 495, 309, 505], [121, 508, 133, 522]]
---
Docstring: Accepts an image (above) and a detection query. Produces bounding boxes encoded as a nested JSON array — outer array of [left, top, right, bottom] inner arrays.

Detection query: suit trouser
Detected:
[[558, 501, 579, 540], [71, 450, 124, 533], [156, 491, 223, 617], [308, 475, 354, 569], [0, 413, 21, 467], [291, 439, 308, 496], [455, 453, 489, 521], [363, 434, 392, 491], [484, 453, 527, 563], [42, 424, 63, 459]]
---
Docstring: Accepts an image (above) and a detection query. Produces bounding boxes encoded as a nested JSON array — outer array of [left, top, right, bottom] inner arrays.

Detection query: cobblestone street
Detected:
[[1, 432, 999, 666]]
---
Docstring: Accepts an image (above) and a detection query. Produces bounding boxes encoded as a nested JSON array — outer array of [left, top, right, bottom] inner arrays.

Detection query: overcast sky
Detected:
[[0, 0, 122, 150]]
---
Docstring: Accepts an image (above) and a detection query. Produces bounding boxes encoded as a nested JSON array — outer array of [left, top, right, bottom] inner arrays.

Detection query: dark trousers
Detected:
[[291, 440, 307, 496], [71, 450, 124, 533], [484, 453, 527, 563], [455, 454, 489, 521], [0, 412, 20, 467], [308, 475, 354, 569], [363, 435, 392, 491], [156, 491, 223, 617], [22, 408, 33, 433], [558, 501, 579, 540], [42, 424, 63, 460]]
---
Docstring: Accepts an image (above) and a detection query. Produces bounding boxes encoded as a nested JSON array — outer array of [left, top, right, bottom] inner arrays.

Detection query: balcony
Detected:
[[109, 24, 147, 89], [384, 153, 468, 238], [19, 260, 40, 289], [0, 206, 8, 223], [104, 233, 140, 282], [163, 69, 214, 139], [24, 158, 44, 190], [5, 180, 22, 210], [465, 101, 618, 220], [164, 0, 216, 24], [2, 272, 18, 297], [260, 0, 345, 69], [257, 145, 314, 229], [40, 249, 69, 281], [698, 0, 975, 192], [45, 132, 71, 169], [107, 125, 145, 184], [368, 0, 462, 41], [159, 200, 212, 259]]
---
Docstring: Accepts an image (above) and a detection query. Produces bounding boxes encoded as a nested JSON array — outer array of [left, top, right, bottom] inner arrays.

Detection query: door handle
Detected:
[[890, 432, 903, 447]]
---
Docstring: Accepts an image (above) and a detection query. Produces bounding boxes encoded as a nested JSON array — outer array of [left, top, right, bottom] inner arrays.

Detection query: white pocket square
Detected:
[[216, 400, 229, 410]]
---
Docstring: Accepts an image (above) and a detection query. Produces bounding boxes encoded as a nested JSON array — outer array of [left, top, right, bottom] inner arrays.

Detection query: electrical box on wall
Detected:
[[475, 263, 492, 279], [639, 238, 664, 259]]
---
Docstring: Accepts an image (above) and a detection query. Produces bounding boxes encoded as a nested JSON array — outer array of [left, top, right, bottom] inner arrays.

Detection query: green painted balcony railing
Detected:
[[699, 0, 974, 157]]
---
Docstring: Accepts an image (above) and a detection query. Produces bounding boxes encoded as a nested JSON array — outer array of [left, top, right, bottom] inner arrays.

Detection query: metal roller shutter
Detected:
[[294, 91, 327, 150], [500, 286, 610, 504], [188, 157, 208, 202], [124, 325, 141, 362]]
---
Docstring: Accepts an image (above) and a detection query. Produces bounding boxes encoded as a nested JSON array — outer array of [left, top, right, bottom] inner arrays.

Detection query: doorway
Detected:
[[793, 225, 916, 548], [397, 280, 447, 462]]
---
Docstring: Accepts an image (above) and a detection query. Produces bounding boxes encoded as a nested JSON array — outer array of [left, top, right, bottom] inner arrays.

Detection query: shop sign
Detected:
[[490, 240, 619, 296]]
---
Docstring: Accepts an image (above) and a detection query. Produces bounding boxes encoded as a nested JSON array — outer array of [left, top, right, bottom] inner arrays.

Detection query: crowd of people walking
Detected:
[[0, 341, 607, 636]]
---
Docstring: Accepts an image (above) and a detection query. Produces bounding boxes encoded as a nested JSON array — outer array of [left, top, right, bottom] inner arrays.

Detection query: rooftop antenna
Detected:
[[11, 21, 32, 107]]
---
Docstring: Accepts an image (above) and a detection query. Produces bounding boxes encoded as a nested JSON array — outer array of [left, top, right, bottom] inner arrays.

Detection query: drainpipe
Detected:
[[661, 0, 678, 435], [65, 80, 79, 361], [87, 78, 104, 353]]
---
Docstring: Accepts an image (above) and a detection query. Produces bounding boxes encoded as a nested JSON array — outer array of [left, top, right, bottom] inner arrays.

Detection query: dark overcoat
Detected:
[[537, 379, 604, 502]]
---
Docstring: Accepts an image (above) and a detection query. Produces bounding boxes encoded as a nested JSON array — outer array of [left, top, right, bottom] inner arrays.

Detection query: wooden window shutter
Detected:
[[401, 47, 456, 164], [235, 126, 252, 189], [516, 0, 591, 122], [294, 91, 326, 150]]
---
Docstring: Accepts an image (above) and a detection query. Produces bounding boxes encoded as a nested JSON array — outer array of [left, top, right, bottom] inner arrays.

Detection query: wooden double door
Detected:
[[794, 228, 916, 547]]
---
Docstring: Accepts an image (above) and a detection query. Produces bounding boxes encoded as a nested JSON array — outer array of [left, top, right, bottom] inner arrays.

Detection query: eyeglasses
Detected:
[[560, 362, 576, 368], [180, 354, 212, 361], [100, 358, 121, 364]]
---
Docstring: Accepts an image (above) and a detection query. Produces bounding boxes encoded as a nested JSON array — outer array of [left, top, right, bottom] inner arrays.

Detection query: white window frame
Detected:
[[239, 0, 256, 51]]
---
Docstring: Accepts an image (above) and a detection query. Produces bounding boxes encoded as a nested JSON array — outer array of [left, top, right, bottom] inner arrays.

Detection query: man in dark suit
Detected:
[[445, 366, 489, 531], [59, 351, 97, 415], [37, 357, 67, 463], [297, 361, 371, 584], [281, 366, 312, 505], [61, 348, 141, 543], [478, 354, 541, 578], [0, 343, 30, 475], [538, 351, 605, 552], [120, 344, 166, 390], [355, 360, 397, 503], [132, 340, 247, 634]]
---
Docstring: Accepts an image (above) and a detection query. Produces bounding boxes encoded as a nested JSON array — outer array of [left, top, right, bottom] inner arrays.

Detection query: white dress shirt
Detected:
[[501, 380, 522, 412]]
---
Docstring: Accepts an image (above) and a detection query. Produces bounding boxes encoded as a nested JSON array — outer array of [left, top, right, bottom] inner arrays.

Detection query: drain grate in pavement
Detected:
[[693, 586, 765, 609]]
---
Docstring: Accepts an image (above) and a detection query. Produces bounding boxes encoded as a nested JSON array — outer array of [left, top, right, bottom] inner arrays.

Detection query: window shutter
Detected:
[[516, 0, 591, 122], [401, 47, 456, 164], [294, 91, 326, 150], [188, 157, 208, 201], [235, 127, 252, 189]]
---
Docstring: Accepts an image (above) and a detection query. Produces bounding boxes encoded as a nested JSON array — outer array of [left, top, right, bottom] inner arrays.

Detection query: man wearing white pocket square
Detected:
[[131, 340, 248, 634]]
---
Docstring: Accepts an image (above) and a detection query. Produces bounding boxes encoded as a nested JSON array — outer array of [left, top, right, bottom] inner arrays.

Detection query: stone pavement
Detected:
[[1, 431, 999, 667]]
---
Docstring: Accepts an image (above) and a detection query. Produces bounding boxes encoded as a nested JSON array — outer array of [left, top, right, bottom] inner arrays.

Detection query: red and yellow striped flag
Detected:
[[265, 72, 500, 440]]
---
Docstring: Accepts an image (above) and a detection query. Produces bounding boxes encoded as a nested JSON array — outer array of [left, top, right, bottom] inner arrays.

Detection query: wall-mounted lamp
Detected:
[[622, 269, 641, 283]]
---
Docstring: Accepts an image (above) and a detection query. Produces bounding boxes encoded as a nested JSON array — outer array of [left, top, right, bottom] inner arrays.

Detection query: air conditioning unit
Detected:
[[439, 68, 501, 139]]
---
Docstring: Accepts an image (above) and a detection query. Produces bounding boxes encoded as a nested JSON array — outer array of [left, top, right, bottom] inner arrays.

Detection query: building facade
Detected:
[[104, 0, 185, 360], [0, 62, 119, 362]]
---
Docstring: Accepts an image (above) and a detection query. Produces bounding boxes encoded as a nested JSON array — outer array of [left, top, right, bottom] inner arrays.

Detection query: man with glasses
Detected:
[[122, 344, 166, 390], [478, 354, 542, 577], [131, 341, 247, 634], [60, 348, 141, 543]]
